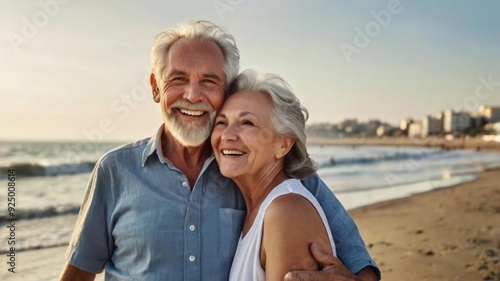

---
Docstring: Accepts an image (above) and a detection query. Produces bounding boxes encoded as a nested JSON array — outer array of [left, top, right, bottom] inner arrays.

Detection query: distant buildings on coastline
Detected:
[[306, 105, 500, 139]]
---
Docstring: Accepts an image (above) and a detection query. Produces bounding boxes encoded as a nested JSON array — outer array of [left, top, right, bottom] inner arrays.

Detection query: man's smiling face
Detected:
[[154, 38, 227, 147]]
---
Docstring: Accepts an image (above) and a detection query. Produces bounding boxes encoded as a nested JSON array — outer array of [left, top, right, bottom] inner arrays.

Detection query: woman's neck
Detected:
[[234, 164, 288, 215], [234, 165, 288, 238]]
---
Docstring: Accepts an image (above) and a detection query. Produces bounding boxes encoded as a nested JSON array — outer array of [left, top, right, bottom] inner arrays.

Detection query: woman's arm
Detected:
[[260, 194, 334, 281]]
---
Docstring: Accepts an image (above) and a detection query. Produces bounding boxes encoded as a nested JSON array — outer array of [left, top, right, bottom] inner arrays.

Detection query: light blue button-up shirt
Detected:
[[66, 127, 379, 280]]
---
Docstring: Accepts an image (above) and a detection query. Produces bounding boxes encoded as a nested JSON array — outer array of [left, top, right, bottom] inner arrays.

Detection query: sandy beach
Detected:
[[0, 245, 105, 281], [2, 170, 499, 281], [351, 168, 500, 281]]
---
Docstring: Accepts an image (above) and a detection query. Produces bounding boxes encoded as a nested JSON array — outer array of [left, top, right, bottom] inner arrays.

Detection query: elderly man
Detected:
[[59, 21, 379, 281]]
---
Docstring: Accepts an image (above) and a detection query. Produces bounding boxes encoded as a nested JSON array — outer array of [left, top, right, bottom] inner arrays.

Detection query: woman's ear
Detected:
[[275, 137, 294, 160], [150, 74, 160, 103]]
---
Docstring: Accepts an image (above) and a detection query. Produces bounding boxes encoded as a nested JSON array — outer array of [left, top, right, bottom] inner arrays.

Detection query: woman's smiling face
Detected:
[[211, 90, 287, 181]]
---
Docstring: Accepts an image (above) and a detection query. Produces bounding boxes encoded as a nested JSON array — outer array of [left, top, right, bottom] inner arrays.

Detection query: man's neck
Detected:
[[161, 130, 211, 189]]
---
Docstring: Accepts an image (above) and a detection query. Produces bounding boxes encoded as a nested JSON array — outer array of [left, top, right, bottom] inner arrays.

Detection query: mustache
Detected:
[[171, 100, 214, 112]]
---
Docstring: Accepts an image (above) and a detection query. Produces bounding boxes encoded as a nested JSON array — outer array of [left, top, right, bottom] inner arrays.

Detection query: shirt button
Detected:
[[189, 225, 196, 231], [182, 181, 188, 187], [189, 255, 196, 262]]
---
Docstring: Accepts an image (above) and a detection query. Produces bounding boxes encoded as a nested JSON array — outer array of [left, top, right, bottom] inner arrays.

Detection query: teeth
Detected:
[[180, 109, 204, 116], [222, 150, 244, 155]]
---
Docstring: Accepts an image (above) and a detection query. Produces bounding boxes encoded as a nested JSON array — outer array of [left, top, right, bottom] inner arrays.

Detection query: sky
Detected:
[[1, 0, 499, 142]]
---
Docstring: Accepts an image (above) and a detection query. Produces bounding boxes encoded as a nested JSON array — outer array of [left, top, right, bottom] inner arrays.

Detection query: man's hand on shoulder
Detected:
[[284, 243, 378, 281]]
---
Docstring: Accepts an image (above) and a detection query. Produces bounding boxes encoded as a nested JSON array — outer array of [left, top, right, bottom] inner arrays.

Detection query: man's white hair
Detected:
[[151, 20, 240, 90]]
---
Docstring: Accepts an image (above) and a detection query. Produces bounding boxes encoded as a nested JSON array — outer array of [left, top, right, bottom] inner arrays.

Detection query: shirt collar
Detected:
[[141, 125, 166, 167]]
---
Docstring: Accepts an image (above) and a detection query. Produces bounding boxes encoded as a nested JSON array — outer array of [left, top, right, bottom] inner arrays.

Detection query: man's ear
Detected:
[[150, 74, 160, 103], [276, 137, 294, 160]]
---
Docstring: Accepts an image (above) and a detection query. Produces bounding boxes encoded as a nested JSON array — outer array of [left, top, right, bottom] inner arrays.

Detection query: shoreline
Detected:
[[349, 169, 500, 281], [307, 136, 500, 152]]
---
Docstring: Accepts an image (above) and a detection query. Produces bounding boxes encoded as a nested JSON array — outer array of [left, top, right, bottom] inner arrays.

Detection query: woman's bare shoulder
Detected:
[[261, 192, 332, 280], [265, 193, 318, 224]]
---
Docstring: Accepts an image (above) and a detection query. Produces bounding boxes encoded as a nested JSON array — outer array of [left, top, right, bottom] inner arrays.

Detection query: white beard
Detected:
[[164, 100, 216, 147]]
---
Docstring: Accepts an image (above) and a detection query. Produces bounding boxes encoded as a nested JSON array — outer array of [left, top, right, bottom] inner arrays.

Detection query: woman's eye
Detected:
[[242, 120, 254, 126], [215, 120, 226, 126]]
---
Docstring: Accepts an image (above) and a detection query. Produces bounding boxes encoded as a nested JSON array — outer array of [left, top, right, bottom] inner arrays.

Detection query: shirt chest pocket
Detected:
[[218, 208, 245, 258]]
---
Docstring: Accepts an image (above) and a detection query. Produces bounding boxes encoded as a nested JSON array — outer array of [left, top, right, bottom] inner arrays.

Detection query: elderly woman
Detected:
[[211, 69, 336, 281]]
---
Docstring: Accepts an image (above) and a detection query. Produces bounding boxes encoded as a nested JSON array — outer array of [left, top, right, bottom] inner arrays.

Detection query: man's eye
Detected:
[[171, 77, 187, 83]]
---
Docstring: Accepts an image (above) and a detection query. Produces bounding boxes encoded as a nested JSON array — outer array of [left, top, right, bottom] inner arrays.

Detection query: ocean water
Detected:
[[1, 141, 500, 253]]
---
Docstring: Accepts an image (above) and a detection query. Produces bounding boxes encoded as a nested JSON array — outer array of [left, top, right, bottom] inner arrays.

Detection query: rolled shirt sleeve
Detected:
[[66, 158, 114, 273]]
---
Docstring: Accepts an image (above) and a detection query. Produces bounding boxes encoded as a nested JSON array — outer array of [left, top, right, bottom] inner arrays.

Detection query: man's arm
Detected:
[[59, 263, 96, 281], [284, 243, 378, 281], [301, 173, 380, 280]]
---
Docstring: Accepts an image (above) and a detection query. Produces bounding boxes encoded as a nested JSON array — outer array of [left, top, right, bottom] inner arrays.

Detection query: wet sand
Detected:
[[0, 245, 104, 281]]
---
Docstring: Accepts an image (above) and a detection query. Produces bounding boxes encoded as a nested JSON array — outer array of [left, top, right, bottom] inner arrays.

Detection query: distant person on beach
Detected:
[[59, 20, 379, 281], [212, 69, 337, 280], [330, 157, 336, 166]]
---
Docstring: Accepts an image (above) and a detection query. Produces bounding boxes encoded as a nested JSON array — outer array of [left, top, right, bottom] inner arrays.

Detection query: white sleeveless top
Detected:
[[228, 179, 336, 281]]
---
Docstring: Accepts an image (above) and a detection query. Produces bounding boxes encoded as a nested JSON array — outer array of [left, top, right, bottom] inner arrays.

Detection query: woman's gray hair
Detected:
[[229, 69, 317, 180], [151, 20, 240, 89]]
